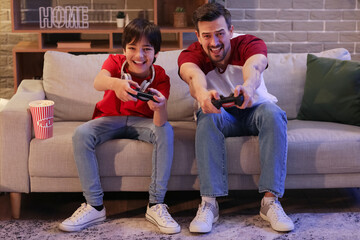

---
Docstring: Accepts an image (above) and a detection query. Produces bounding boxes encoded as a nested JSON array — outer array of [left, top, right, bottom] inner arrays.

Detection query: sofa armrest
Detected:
[[0, 80, 45, 193]]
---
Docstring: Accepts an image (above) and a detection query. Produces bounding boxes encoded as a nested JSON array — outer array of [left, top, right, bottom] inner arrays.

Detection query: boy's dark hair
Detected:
[[192, 3, 231, 32], [122, 18, 161, 55]]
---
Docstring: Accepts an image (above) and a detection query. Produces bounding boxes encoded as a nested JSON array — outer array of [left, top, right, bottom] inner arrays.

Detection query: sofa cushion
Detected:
[[264, 48, 351, 119], [43, 51, 107, 121], [29, 120, 360, 179], [226, 120, 360, 175], [29, 121, 197, 178], [297, 54, 360, 126]]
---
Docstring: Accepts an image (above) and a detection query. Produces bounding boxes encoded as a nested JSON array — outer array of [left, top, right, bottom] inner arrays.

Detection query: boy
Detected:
[[59, 18, 180, 234]]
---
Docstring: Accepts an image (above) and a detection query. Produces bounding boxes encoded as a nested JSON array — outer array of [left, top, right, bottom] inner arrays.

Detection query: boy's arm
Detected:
[[147, 88, 167, 126], [94, 69, 139, 102], [179, 62, 220, 114]]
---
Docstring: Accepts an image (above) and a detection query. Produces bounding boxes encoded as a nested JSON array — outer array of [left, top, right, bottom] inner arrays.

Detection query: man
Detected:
[[178, 3, 294, 233]]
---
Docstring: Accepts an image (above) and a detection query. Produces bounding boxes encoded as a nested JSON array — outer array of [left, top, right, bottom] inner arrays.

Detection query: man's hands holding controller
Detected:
[[199, 84, 255, 114], [234, 84, 255, 108]]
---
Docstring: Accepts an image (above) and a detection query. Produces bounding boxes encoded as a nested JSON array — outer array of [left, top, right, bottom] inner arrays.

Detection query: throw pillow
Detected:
[[297, 54, 360, 126]]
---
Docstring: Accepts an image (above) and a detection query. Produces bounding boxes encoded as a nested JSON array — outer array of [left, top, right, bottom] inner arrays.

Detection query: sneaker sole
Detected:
[[260, 212, 294, 232], [58, 215, 106, 232], [189, 215, 219, 233], [145, 213, 180, 234]]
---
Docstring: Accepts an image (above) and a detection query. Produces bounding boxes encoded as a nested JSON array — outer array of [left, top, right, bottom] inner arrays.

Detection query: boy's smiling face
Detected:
[[123, 36, 158, 79]]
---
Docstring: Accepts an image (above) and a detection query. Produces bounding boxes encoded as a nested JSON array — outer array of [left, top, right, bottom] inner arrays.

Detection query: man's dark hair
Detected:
[[192, 3, 231, 32], [122, 18, 161, 55]]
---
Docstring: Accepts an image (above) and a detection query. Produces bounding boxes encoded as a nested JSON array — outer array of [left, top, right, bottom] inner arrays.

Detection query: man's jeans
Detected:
[[72, 116, 174, 206], [196, 102, 288, 198]]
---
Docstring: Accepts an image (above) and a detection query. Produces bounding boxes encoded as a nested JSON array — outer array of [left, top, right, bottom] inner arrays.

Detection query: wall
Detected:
[[1, 0, 360, 99], [1, 0, 38, 98], [227, 0, 360, 60]]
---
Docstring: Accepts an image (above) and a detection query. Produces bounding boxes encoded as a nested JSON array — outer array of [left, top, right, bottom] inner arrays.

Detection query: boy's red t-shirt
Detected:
[[92, 54, 170, 119]]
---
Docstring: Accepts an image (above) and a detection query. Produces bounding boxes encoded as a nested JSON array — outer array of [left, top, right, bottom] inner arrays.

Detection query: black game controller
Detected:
[[211, 93, 244, 109], [129, 88, 158, 103]]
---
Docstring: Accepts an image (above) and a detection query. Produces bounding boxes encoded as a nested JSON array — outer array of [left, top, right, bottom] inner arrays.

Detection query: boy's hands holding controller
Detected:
[[146, 88, 166, 112], [111, 77, 163, 107], [111, 77, 140, 102]]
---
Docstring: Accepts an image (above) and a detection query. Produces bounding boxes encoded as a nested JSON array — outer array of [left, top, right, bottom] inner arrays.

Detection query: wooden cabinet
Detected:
[[11, 0, 207, 89]]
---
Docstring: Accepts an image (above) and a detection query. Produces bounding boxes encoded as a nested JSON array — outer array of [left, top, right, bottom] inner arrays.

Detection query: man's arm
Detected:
[[234, 54, 268, 109], [179, 62, 220, 114]]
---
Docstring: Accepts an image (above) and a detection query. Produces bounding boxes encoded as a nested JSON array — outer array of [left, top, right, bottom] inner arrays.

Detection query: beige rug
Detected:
[[1, 212, 359, 240]]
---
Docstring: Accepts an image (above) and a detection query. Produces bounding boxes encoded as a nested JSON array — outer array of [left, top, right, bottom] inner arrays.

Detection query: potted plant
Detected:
[[116, 11, 125, 28], [173, 7, 186, 28]]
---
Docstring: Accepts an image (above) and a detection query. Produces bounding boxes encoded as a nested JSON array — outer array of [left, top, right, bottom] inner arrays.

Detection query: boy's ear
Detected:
[[154, 52, 159, 58]]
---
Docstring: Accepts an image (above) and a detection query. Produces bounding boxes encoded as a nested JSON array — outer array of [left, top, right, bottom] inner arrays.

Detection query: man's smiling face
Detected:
[[196, 16, 233, 68]]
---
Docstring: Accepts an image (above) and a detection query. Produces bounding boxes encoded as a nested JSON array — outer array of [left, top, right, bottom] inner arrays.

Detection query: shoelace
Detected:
[[195, 203, 212, 222], [69, 203, 89, 222], [268, 200, 289, 221], [153, 204, 174, 223]]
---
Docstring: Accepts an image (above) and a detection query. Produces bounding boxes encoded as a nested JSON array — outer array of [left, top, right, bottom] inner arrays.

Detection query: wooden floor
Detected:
[[1, 188, 360, 221]]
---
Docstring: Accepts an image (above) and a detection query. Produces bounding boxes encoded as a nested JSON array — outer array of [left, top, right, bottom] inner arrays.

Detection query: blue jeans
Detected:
[[196, 102, 288, 198], [72, 116, 174, 206]]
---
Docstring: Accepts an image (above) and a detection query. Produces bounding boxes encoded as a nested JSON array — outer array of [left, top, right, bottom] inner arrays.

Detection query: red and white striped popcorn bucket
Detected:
[[29, 100, 54, 139]]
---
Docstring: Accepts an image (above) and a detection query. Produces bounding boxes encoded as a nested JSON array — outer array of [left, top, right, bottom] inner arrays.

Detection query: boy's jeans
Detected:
[[196, 102, 288, 198], [72, 115, 174, 206]]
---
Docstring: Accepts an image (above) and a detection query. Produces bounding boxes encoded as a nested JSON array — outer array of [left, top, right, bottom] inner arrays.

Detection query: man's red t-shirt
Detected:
[[178, 34, 267, 75], [92, 54, 170, 119], [178, 34, 277, 105]]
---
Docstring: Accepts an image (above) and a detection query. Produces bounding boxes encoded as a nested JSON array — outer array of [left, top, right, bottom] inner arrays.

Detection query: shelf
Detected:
[[13, 25, 125, 33], [13, 41, 39, 51], [11, 0, 207, 89], [155, 0, 206, 28]]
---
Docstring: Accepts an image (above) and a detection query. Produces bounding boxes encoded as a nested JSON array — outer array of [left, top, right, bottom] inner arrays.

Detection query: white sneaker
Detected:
[[145, 204, 180, 234], [59, 203, 106, 232], [189, 201, 219, 233], [260, 198, 294, 232]]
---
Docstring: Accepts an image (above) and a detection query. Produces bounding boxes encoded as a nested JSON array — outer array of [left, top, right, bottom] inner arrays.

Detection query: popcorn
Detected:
[[29, 100, 55, 139], [29, 100, 54, 107]]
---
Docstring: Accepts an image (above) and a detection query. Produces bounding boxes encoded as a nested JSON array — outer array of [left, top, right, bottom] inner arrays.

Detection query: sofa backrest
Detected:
[[42, 48, 350, 122], [43, 51, 106, 121], [43, 50, 195, 122], [156, 50, 195, 121]]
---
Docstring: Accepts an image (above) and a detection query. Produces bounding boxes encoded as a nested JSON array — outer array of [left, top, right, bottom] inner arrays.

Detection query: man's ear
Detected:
[[229, 25, 234, 38], [195, 31, 201, 43]]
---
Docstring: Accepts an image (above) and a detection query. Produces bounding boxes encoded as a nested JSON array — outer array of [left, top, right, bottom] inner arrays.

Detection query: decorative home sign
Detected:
[[39, 6, 89, 29]]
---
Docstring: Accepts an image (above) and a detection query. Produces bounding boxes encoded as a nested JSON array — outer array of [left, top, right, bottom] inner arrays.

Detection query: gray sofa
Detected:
[[1, 48, 360, 219]]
